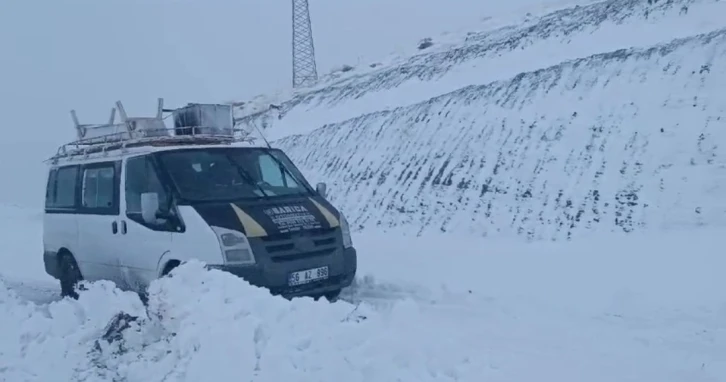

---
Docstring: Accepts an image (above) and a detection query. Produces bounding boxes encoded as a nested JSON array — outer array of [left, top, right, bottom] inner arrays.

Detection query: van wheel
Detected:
[[162, 260, 180, 277], [59, 254, 83, 299], [324, 289, 342, 302]]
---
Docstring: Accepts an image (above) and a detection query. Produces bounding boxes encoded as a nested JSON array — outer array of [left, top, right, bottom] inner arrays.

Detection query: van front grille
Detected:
[[269, 248, 336, 263], [253, 227, 340, 262], [259, 227, 337, 242]]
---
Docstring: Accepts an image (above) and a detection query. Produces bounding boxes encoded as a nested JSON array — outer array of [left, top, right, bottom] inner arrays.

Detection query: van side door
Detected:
[[117, 154, 174, 291], [76, 160, 122, 284], [43, 165, 81, 279]]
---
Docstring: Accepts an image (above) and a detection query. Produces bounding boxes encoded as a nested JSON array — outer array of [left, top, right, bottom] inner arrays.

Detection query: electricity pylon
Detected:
[[292, 0, 318, 88]]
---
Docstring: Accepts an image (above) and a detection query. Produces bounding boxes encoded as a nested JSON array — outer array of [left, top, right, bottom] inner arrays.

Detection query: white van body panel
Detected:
[[77, 213, 119, 283], [43, 213, 81, 272], [158, 205, 225, 275], [117, 218, 172, 290], [114, 156, 169, 291], [116, 156, 224, 290]]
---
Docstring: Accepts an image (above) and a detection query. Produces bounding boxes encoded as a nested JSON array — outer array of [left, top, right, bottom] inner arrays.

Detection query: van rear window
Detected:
[[46, 166, 78, 209]]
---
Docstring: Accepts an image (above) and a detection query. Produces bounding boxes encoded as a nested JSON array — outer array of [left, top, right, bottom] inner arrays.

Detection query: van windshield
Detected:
[[157, 147, 313, 202]]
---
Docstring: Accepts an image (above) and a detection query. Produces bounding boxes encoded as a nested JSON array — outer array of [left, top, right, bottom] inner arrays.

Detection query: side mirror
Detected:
[[316, 182, 327, 198], [140, 192, 160, 224]]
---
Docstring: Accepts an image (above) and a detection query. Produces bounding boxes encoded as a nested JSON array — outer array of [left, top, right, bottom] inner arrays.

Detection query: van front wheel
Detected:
[[324, 289, 342, 302], [59, 253, 83, 299]]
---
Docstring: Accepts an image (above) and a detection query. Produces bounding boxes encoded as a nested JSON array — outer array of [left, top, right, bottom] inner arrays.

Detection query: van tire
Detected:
[[162, 260, 180, 277], [59, 253, 83, 299], [324, 289, 342, 302]]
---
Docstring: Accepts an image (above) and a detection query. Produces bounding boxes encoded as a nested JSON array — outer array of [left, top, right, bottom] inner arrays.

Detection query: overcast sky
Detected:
[[0, 0, 559, 206]]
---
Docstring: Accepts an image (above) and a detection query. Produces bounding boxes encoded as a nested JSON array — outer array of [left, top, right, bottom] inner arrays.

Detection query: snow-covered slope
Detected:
[[237, 0, 726, 240], [279, 29, 726, 240], [237, 0, 725, 135]]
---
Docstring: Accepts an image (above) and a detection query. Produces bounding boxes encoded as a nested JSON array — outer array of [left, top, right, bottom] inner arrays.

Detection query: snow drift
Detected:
[[2, 228, 726, 382], [0, 261, 494, 382]]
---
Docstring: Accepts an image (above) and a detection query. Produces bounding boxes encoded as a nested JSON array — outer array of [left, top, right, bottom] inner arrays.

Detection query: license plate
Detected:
[[288, 266, 329, 286]]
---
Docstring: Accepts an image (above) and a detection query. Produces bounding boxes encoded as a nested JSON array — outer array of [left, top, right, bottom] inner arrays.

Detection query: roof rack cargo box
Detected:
[[51, 99, 258, 164], [172, 103, 233, 136]]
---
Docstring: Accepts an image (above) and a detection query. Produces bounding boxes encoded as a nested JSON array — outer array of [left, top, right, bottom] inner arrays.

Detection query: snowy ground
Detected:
[[2, 1, 725, 380], [1, 206, 724, 381]]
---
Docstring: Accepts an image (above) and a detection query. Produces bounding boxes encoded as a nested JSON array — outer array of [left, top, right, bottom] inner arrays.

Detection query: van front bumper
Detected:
[[215, 246, 357, 299]]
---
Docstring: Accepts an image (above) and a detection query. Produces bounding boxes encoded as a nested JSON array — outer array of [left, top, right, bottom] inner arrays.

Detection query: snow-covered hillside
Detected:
[[238, 0, 726, 240], [239, 0, 723, 128]]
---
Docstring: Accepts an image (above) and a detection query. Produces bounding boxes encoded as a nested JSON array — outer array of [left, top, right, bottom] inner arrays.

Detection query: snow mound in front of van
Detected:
[[0, 278, 146, 381], [2, 261, 483, 382], [105, 261, 379, 382]]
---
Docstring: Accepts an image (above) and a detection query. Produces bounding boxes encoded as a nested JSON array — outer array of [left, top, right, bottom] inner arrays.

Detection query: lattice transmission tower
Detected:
[[292, 0, 318, 88]]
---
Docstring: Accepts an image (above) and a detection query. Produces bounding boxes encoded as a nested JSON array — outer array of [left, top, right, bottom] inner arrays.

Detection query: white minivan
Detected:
[[43, 100, 356, 301]]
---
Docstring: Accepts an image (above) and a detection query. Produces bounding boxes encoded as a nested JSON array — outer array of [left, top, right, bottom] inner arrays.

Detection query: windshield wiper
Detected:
[[226, 155, 271, 199], [266, 151, 315, 196]]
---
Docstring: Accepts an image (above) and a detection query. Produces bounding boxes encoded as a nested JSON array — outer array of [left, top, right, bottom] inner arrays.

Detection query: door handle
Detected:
[[112, 221, 118, 234], [121, 220, 127, 235]]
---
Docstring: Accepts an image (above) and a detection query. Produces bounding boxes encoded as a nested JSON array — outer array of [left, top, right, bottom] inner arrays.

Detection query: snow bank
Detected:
[[87, 261, 513, 382], [94, 262, 376, 382], [0, 261, 491, 382], [0, 201, 722, 381], [3, 227, 725, 382], [0, 279, 145, 381]]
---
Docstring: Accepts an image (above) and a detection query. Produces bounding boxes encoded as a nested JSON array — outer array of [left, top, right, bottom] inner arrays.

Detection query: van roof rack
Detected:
[[48, 98, 256, 163]]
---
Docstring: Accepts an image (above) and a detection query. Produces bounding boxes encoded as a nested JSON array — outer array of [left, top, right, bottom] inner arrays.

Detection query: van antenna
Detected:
[[250, 120, 272, 149]]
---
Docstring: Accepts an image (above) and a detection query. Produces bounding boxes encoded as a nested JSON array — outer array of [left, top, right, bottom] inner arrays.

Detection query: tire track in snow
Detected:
[[1, 277, 61, 305], [338, 274, 477, 309]]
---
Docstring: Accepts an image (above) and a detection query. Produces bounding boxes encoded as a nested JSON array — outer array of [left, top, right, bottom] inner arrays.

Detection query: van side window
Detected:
[[82, 165, 116, 210], [46, 166, 79, 209], [258, 154, 298, 188], [126, 155, 169, 225], [45, 169, 58, 208]]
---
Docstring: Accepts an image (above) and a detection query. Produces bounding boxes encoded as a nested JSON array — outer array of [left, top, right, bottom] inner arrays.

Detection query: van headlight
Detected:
[[220, 232, 246, 247], [340, 213, 353, 248], [210, 226, 256, 265]]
